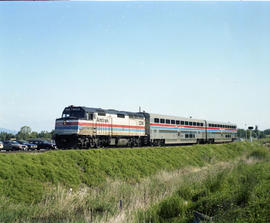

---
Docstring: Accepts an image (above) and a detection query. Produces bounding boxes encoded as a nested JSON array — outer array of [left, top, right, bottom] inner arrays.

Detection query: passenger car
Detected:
[[3, 140, 27, 151], [28, 139, 57, 150], [17, 140, 38, 150]]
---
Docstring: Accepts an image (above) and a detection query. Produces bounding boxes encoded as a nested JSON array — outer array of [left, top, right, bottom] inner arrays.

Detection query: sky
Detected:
[[0, 2, 270, 132]]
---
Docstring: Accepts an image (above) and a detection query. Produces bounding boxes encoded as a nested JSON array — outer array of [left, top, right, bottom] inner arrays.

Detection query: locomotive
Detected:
[[54, 105, 237, 149]]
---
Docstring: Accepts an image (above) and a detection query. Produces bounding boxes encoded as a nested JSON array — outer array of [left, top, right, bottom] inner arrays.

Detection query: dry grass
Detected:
[[11, 151, 259, 223]]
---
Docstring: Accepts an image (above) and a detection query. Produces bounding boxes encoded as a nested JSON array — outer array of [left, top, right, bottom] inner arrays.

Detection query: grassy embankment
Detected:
[[137, 141, 270, 223], [0, 142, 265, 222]]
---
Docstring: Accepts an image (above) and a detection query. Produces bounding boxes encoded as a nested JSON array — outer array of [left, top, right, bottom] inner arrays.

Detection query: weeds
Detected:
[[137, 145, 270, 223], [0, 142, 267, 222]]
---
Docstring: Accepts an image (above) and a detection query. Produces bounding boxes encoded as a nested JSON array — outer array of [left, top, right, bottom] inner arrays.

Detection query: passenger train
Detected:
[[54, 105, 237, 149]]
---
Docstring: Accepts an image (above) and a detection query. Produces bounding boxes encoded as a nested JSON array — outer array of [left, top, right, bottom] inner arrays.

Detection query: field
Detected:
[[0, 141, 269, 222]]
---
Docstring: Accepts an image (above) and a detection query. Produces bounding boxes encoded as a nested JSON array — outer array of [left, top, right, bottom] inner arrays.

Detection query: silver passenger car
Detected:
[[149, 113, 237, 145]]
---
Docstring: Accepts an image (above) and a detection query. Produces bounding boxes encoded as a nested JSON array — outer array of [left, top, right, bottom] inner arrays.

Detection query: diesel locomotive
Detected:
[[54, 105, 237, 149]]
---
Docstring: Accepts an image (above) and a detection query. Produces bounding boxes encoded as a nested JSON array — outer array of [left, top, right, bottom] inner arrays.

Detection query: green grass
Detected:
[[136, 145, 270, 223], [0, 142, 256, 204]]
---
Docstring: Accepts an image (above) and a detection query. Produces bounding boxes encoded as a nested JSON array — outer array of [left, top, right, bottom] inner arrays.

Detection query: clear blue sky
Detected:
[[0, 2, 270, 132]]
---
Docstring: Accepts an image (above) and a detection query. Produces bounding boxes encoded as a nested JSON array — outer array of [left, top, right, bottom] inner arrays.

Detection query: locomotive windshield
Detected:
[[62, 107, 85, 119]]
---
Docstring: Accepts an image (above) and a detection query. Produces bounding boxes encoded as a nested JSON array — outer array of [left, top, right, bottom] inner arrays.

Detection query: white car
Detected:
[[0, 141, 3, 149]]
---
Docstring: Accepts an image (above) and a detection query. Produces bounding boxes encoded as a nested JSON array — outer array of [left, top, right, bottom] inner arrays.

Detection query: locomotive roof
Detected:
[[66, 106, 145, 118]]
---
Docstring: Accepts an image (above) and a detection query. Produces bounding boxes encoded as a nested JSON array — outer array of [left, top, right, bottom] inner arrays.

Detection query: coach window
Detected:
[[98, 112, 106, 116], [192, 122, 196, 126], [154, 118, 159, 123], [166, 119, 170, 124], [189, 122, 192, 126], [181, 121, 184, 125], [117, 114, 125, 118], [160, 119, 165, 123], [171, 120, 175, 124], [185, 121, 188, 125], [176, 120, 180, 125]]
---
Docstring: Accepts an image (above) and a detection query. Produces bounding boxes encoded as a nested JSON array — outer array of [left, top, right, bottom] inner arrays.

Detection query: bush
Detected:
[[0, 142, 255, 204]]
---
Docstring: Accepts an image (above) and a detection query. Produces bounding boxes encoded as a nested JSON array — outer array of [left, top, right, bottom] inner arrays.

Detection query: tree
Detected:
[[237, 129, 247, 138], [264, 129, 270, 136], [19, 126, 31, 135], [17, 126, 32, 140], [0, 132, 15, 141]]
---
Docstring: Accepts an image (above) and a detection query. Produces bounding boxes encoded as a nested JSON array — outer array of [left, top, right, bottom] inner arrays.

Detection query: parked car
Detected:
[[3, 140, 27, 151], [0, 141, 3, 150], [17, 140, 38, 151], [28, 139, 57, 150]]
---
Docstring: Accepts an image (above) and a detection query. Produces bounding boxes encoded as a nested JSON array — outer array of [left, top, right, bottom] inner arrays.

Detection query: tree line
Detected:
[[0, 126, 54, 141], [237, 128, 270, 139]]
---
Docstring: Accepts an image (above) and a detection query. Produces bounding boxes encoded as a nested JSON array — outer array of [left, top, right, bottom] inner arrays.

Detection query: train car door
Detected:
[[108, 116, 112, 136]]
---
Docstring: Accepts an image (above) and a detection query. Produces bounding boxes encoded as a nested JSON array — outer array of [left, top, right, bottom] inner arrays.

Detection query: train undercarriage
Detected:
[[54, 135, 233, 150], [54, 134, 148, 149]]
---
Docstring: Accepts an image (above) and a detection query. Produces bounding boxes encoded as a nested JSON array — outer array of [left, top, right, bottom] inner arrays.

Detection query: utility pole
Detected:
[[248, 126, 254, 142], [245, 124, 247, 140]]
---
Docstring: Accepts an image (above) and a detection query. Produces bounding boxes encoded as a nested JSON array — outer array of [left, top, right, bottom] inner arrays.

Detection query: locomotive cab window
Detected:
[[62, 108, 85, 119]]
